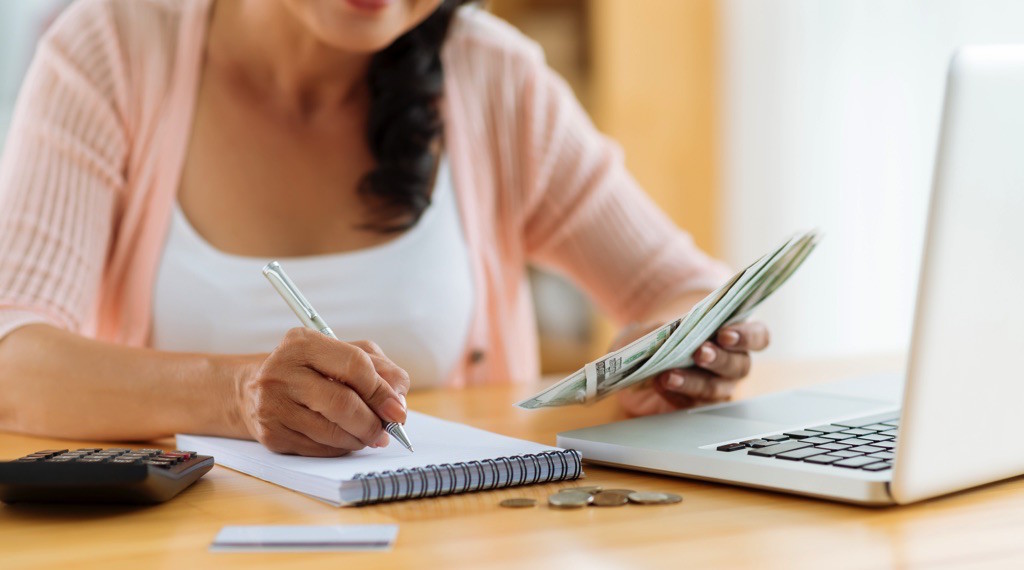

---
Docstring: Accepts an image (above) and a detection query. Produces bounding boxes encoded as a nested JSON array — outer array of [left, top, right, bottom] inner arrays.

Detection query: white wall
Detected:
[[719, 0, 1024, 360]]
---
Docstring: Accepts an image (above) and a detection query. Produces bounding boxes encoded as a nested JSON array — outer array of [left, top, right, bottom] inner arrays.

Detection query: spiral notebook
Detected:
[[176, 411, 582, 506]]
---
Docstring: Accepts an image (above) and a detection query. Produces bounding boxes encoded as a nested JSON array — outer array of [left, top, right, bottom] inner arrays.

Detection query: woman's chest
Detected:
[[178, 76, 393, 257]]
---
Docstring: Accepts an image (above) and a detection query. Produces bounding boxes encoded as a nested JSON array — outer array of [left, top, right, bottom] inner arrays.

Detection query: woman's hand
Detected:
[[236, 328, 411, 456], [615, 321, 771, 416]]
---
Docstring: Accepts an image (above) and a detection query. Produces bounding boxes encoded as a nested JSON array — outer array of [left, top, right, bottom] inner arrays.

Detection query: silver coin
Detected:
[[548, 491, 592, 509], [627, 491, 683, 505], [500, 498, 537, 508], [567, 485, 603, 494], [600, 488, 636, 496], [591, 492, 629, 507]]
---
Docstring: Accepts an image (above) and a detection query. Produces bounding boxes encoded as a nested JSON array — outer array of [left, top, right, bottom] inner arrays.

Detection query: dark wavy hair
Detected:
[[359, 0, 473, 233]]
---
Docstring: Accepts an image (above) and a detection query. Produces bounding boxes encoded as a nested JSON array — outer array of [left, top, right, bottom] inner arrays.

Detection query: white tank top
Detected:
[[150, 157, 474, 389]]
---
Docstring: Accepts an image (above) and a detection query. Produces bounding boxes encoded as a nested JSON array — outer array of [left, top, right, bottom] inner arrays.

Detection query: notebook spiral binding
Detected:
[[352, 449, 583, 505]]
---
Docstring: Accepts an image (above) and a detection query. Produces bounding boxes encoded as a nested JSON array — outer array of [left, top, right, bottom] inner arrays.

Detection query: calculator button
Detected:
[[145, 460, 174, 468], [46, 457, 75, 462], [74, 448, 103, 453], [163, 452, 191, 461]]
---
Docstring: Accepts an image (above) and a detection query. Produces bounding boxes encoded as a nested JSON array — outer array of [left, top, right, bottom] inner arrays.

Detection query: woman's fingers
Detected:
[[292, 367, 388, 448], [283, 328, 406, 424], [693, 342, 752, 380], [281, 402, 382, 451], [366, 353, 411, 398], [659, 368, 740, 401], [254, 420, 352, 457], [716, 321, 771, 352]]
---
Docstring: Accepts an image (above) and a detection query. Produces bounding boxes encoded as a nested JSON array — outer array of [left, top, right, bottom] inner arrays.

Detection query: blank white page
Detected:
[[177, 411, 561, 483]]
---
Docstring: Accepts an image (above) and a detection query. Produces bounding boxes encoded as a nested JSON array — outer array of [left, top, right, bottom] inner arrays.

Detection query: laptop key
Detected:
[[862, 463, 892, 472], [841, 438, 876, 446], [801, 437, 833, 445], [743, 439, 778, 448], [833, 456, 884, 469], [861, 424, 894, 431], [879, 429, 899, 437], [848, 445, 886, 454], [820, 433, 856, 441], [874, 441, 897, 450], [839, 428, 875, 436], [762, 435, 790, 442], [717, 443, 747, 452], [868, 452, 896, 460], [804, 454, 844, 465], [816, 442, 852, 451], [831, 450, 864, 458], [747, 441, 812, 457], [782, 430, 820, 439], [775, 447, 829, 461], [806, 425, 846, 434], [860, 434, 892, 442]]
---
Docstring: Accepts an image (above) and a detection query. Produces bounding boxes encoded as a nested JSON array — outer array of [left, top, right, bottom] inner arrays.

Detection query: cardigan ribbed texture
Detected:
[[0, 0, 730, 386]]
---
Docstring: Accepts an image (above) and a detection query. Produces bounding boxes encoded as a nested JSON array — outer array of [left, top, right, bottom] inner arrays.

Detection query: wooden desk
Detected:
[[3, 356, 1023, 569]]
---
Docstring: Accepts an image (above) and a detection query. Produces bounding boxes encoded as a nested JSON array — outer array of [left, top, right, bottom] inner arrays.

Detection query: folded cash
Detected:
[[516, 229, 821, 409]]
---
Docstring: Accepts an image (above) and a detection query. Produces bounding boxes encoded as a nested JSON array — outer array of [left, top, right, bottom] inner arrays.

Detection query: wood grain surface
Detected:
[[3, 355, 1022, 569]]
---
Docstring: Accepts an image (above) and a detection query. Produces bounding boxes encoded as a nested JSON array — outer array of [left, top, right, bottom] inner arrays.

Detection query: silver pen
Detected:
[[262, 261, 415, 453]]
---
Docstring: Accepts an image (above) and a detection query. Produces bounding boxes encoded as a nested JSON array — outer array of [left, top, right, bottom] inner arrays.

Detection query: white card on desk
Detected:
[[211, 525, 398, 552]]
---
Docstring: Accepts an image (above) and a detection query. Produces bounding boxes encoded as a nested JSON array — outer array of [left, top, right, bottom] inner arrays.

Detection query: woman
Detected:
[[0, 0, 769, 456]]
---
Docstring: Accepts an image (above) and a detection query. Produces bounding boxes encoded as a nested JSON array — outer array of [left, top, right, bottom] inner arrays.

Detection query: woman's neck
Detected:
[[209, 0, 372, 121]]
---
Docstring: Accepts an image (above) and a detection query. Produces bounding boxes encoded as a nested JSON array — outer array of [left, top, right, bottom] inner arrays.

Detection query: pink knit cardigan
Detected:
[[0, 0, 729, 386]]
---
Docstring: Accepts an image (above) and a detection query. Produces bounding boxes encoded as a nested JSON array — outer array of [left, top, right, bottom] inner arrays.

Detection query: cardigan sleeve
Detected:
[[0, 0, 126, 341], [519, 56, 732, 326]]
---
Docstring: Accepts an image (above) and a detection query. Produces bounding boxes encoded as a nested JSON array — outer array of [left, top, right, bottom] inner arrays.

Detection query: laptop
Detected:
[[557, 45, 1024, 506]]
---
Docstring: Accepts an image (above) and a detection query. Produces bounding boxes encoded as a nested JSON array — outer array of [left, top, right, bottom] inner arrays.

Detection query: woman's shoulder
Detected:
[[43, 0, 193, 84], [40, 0, 203, 135], [47, 0, 189, 50], [445, 6, 546, 73]]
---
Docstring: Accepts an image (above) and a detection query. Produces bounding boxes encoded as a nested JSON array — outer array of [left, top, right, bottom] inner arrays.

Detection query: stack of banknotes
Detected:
[[516, 229, 821, 409]]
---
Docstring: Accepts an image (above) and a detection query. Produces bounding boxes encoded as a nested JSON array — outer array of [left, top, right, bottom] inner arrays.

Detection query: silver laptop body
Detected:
[[557, 45, 1024, 505]]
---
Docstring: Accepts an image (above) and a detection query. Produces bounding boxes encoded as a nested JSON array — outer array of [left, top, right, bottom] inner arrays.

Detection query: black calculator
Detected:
[[0, 448, 214, 504]]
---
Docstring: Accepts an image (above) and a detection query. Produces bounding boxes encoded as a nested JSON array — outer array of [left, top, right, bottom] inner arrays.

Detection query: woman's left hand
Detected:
[[616, 321, 771, 416]]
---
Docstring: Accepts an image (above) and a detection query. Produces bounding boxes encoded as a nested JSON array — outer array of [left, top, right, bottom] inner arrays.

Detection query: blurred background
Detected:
[[3, 1, 1024, 374]]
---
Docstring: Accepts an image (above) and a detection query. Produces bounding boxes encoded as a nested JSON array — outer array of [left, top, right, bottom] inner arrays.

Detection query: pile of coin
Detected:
[[498, 486, 682, 509]]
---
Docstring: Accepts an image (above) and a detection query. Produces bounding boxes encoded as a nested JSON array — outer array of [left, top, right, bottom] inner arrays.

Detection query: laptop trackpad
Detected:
[[693, 391, 891, 426]]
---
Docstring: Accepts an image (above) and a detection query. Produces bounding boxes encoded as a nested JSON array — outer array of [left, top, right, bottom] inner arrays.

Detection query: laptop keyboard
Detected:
[[715, 411, 899, 472]]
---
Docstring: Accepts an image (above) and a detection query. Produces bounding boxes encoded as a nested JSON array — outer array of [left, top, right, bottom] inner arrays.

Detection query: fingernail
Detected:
[[380, 398, 405, 423], [667, 373, 685, 388], [698, 346, 716, 364], [398, 393, 407, 410], [721, 330, 740, 347], [374, 432, 390, 448]]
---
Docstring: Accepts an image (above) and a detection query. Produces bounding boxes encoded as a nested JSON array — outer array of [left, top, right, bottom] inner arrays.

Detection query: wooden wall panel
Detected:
[[589, 0, 719, 255]]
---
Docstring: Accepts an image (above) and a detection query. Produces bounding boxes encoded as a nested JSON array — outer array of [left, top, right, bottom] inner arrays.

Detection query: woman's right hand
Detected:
[[236, 328, 410, 457]]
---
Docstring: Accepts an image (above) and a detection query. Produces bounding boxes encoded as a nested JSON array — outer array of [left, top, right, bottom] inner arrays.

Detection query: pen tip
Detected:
[[385, 422, 414, 453]]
